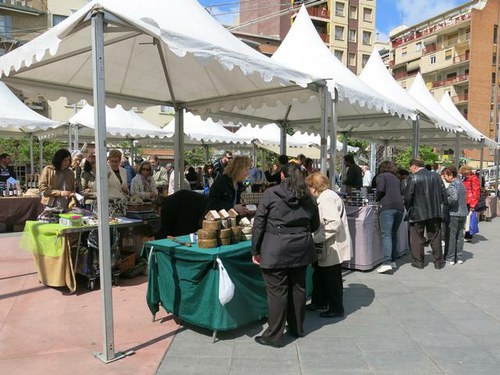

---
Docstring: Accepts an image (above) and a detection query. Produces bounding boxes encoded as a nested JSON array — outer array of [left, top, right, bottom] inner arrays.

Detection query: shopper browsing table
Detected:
[[39, 149, 76, 210], [251, 163, 320, 347], [130, 161, 158, 201]]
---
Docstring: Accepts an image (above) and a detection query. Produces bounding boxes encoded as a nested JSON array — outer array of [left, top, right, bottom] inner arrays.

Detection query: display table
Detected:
[[145, 236, 268, 333], [342, 205, 408, 271], [21, 219, 145, 293], [0, 196, 44, 232]]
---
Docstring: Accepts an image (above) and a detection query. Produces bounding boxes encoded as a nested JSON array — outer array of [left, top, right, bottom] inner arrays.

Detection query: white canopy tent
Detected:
[[289, 131, 359, 153], [37, 104, 173, 143], [0, 81, 61, 171], [359, 50, 461, 150], [164, 112, 249, 146], [407, 73, 477, 165], [0, 0, 322, 363], [439, 92, 497, 148]]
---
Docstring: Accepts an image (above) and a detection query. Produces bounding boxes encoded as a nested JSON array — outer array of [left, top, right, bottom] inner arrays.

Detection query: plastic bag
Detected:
[[216, 258, 235, 305], [469, 211, 479, 235]]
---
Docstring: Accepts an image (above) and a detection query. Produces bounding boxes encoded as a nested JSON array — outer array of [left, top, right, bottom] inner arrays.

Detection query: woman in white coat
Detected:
[[306, 173, 352, 318]]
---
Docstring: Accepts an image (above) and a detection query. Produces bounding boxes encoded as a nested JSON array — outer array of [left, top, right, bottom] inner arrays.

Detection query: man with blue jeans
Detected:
[[375, 161, 404, 273]]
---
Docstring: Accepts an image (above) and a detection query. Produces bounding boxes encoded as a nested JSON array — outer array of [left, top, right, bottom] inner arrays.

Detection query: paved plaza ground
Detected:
[[2, 218, 500, 374]]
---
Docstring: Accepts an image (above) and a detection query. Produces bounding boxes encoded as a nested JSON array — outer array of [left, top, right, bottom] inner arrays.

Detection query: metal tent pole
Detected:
[[38, 138, 43, 173], [279, 122, 287, 156], [412, 116, 420, 159], [328, 90, 337, 188], [91, 11, 124, 364], [341, 133, 348, 191], [319, 86, 329, 174], [29, 134, 34, 174], [174, 108, 185, 192], [454, 133, 461, 168]]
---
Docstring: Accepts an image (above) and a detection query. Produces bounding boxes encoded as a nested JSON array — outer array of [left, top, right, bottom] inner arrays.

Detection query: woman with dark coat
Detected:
[[252, 163, 320, 348], [206, 156, 252, 216]]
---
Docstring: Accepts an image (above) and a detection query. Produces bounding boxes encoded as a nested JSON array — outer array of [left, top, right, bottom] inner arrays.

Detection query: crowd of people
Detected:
[[5, 145, 491, 348]]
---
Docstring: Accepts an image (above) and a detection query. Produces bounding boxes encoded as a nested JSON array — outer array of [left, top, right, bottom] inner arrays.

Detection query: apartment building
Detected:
[[239, 0, 376, 74], [389, 0, 500, 163]]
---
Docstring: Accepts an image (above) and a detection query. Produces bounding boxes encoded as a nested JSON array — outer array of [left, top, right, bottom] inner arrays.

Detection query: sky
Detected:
[[199, 0, 469, 42]]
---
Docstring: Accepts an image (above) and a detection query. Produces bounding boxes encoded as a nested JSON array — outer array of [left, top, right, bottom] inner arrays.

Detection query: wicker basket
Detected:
[[119, 253, 137, 271]]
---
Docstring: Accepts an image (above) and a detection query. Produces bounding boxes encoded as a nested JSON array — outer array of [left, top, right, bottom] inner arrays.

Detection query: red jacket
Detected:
[[462, 174, 480, 209]]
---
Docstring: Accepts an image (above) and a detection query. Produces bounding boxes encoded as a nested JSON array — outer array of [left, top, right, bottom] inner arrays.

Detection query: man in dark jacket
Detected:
[[213, 151, 232, 180], [404, 158, 446, 269], [342, 154, 362, 193]]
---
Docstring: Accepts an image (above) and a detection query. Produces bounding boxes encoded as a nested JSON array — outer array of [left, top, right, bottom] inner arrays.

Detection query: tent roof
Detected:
[[164, 112, 250, 145], [0, 81, 60, 134], [234, 124, 304, 147], [439, 92, 498, 148], [289, 131, 358, 153], [0, 0, 318, 115], [36, 104, 171, 141]]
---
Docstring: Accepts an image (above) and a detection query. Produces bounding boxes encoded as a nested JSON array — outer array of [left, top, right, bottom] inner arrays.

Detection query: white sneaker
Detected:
[[391, 262, 397, 269], [446, 261, 456, 266], [377, 264, 392, 273], [456, 260, 464, 264]]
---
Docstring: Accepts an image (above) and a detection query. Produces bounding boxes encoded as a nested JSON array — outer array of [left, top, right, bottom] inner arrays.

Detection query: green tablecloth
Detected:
[[145, 236, 268, 331]]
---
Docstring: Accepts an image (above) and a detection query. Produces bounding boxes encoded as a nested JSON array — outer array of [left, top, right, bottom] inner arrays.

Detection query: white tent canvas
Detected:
[[0, 81, 60, 137], [289, 131, 358, 153], [36, 104, 172, 142], [359, 49, 462, 144], [439, 92, 497, 148], [0, 0, 318, 113], [164, 112, 249, 146], [205, 6, 419, 137], [235, 123, 304, 147]]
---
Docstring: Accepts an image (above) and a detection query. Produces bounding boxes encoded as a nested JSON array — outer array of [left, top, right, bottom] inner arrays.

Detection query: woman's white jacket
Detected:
[[107, 165, 128, 200], [313, 189, 353, 267]]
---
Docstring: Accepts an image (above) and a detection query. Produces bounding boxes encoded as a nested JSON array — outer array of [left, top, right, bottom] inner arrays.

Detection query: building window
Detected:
[[361, 54, 370, 68], [493, 53, 497, 65], [445, 49, 452, 60], [0, 15, 12, 38], [430, 55, 436, 64], [416, 42, 422, 52], [334, 50, 344, 62], [335, 26, 344, 41], [362, 31, 371, 45], [401, 47, 407, 57], [363, 8, 373, 22], [348, 53, 356, 66], [349, 6, 357, 19], [52, 15, 68, 26], [494, 25, 498, 44], [335, 2, 345, 17], [348, 29, 356, 43], [492, 72, 496, 84]]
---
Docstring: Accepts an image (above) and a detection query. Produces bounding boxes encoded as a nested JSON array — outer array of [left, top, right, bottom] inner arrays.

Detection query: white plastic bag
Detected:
[[216, 258, 235, 305]]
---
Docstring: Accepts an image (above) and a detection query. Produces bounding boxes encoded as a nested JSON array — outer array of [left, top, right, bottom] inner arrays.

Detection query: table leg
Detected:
[[212, 330, 217, 343], [72, 232, 83, 274]]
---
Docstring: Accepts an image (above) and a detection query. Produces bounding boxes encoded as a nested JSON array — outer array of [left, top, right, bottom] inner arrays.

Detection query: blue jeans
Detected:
[[379, 209, 404, 265]]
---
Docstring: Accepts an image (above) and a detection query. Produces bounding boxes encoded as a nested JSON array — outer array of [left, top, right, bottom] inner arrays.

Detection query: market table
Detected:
[[20, 219, 145, 293], [0, 196, 44, 232], [145, 236, 268, 335], [342, 205, 408, 271]]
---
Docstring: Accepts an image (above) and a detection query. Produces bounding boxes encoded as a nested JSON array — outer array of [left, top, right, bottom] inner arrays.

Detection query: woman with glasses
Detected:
[[130, 161, 158, 201]]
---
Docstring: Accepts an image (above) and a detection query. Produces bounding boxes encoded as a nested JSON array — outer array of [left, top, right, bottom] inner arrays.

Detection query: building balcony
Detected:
[[0, 0, 46, 14], [453, 53, 469, 64], [318, 33, 329, 43], [391, 12, 471, 48], [393, 70, 419, 81], [431, 73, 469, 88], [307, 5, 330, 19], [452, 94, 468, 104]]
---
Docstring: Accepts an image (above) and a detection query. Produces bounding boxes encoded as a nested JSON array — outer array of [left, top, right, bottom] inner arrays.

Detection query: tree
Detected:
[[0, 136, 63, 171], [185, 146, 212, 167], [393, 146, 439, 169]]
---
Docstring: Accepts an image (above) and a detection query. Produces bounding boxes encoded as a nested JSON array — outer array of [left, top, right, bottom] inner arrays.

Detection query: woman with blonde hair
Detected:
[[306, 172, 352, 318], [206, 155, 252, 216], [130, 161, 158, 201]]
